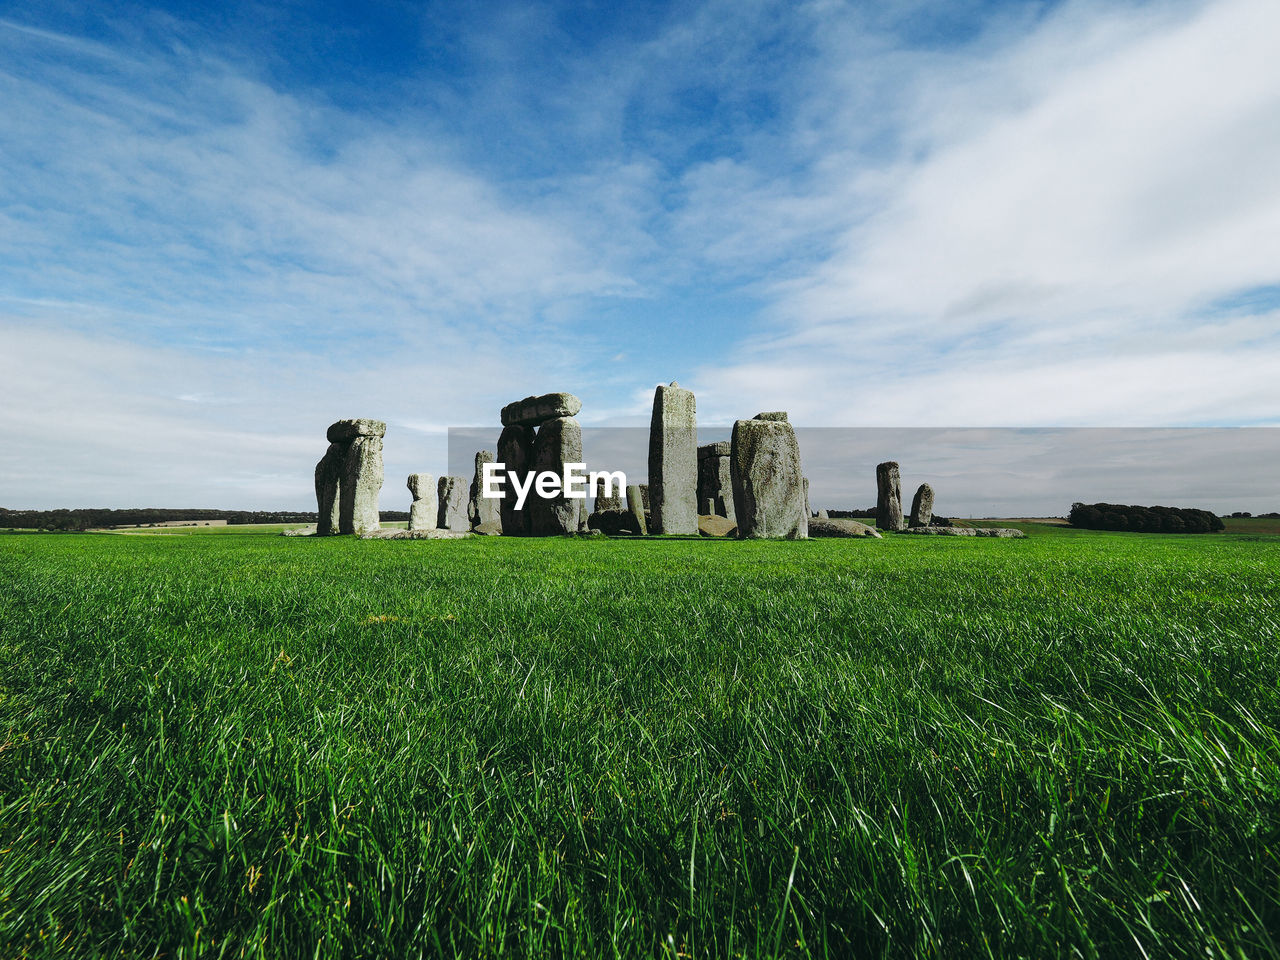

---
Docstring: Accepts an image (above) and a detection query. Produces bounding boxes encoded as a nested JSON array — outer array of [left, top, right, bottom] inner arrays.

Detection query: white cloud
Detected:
[[0, 320, 547, 508], [682, 0, 1280, 426], [0, 19, 632, 351]]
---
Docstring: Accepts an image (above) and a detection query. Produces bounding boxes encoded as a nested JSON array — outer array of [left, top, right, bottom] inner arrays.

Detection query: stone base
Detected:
[[898, 526, 1025, 538], [807, 518, 881, 538], [358, 528, 473, 540]]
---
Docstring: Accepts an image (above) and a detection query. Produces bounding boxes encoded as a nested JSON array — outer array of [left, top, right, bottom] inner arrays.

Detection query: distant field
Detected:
[[1223, 516, 1280, 535], [2, 529, 1277, 957]]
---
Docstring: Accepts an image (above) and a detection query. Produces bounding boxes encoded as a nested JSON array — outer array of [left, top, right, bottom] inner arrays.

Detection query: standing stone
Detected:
[[648, 381, 698, 535], [407, 473, 437, 532], [339, 433, 384, 535], [592, 474, 624, 513], [437, 476, 469, 531], [314, 442, 345, 535], [468, 451, 502, 531], [528, 416, 583, 536], [697, 441, 735, 522], [804, 477, 811, 519], [625, 484, 649, 536], [730, 414, 807, 539], [316, 418, 385, 536], [909, 483, 934, 528], [876, 461, 904, 532], [497, 424, 536, 536]]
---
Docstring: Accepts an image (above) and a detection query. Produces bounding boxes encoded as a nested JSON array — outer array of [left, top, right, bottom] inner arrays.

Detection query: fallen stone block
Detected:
[[807, 517, 881, 538], [898, 525, 1025, 538], [698, 514, 737, 537]]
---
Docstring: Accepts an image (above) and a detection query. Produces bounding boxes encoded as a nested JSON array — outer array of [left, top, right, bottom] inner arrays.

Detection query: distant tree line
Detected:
[[1068, 502, 1224, 533], [1, 507, 409, 532]]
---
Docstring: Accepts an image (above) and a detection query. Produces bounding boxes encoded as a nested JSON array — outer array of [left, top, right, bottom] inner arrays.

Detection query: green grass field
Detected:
[[2, 529, 1278, 958]]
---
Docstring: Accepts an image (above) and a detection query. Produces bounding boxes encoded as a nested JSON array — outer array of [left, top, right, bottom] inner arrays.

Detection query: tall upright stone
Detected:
[[468, 451, 501, 531], [339, 437, 384, 535], [407, 473, 436, 531], [625, 484, 648, 536], [437, 476, 469, 531], [497, 424, 536, 536], [697, 441, 735, 522], [648, 381, 698, 535], [314, 443, 345, 535], [528, 416, 583, 536], [909, 482, 934, 528], [876, 461, 904, 532], [318, 419, 385, 536], [592, 474, 624, 512], [730, 412, 807, 539]]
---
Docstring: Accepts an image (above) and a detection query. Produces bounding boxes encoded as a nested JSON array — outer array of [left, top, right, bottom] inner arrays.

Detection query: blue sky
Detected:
[[2, 0, 1278, 509]]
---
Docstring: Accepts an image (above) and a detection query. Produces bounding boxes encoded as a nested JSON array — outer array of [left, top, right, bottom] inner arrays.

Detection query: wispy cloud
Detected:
[[683, 0, 1280, 425], [3, 1, 1277, 509]]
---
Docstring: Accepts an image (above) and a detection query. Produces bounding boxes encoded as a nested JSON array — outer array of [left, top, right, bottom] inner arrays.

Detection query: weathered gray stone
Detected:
[[339, 435, 383, 535], [876, 461, 904, 533], [437, 476, 469, 531], [648, 382, 698, 535], [406, 472, 432, 500], [314, 442, 345, 535], [588, 508, 642, 536], [500, 392, 582, 427], [698, 514, 737, 537], [592, 473, 625, 512], [528, 416, 583, 536], [473, 520, 503, 536], [753, 411, 788, 422], [497, 424, 536, 536], [730, 417, 807, 539], [808, 517, 882, 538], [468, 451, 502, 531], [625, 484, 648, 536], [909, 483, 934, 528], [899, 525, 1025, 538], [804, 477, 811, 519], [361, 527, 470, 540], [637, 484, 650, 510], [697, 442, 735, 522], [817, 508, 830, 519], [407, 472, 436, 532], [327, 418, 386, 443], [409, 500, 435, 531]]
